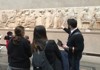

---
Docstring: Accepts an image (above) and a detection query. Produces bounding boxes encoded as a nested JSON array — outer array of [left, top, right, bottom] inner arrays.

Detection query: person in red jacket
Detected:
[[24, 35, 30, 44], [4, 31, 13, 49]]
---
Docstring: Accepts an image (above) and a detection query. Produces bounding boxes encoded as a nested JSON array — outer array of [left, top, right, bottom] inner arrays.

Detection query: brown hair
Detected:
[[13, 26, 25, 45], [32, 25, 47, 52]]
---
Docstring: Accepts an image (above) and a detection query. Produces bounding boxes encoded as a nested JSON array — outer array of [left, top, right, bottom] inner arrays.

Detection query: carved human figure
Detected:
[[35, 15, 43, 26], [62, 9, 69, 27], [5, 10, 22, 28], [23, 14, 36, 28], [45, 10, 54, 29], [81, 8, 95, 29], [2, 11, 8, 24], [40, 10, 46, 26], [20, 10, 36, 28], [67, 8, 77, 19], [91, 7, 100, 29], [20, 14, 26, 24], [94, 7, 100, 21], [81, 8, 91, 21], [53, 10, 64, 29], [88, 16, 96, 29], [15, 11, 23, 26], [5, 11, 17, 27]]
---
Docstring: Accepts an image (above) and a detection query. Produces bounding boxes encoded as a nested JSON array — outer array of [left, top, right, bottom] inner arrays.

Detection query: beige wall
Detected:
[[0, 0, 100, 9]]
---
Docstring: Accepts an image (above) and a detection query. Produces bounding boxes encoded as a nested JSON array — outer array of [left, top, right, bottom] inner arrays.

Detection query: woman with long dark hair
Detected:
[[32, 25, 63, 70], [7, 26, 32, 70], [32, 25, 47, 52], [32, 25, 50, 70]]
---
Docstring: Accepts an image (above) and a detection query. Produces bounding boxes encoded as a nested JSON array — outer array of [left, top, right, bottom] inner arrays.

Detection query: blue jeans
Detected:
[[7, 66, 30, 70], [60, 51, 69, 70], [69, 57, 80, 70]]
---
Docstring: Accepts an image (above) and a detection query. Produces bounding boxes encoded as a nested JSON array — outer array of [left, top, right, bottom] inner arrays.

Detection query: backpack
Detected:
[[32, 50, 53, 70]]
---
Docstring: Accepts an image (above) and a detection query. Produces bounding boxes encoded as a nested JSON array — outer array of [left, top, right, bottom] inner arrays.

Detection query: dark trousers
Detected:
[[7, 66, 30, 70], [34, 67, 42, 70], [69, 56, 80, 70], [60, 51, 69, 70]]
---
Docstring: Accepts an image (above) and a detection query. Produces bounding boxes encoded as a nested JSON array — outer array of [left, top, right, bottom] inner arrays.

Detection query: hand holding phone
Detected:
[[57, 39, 63, 47]]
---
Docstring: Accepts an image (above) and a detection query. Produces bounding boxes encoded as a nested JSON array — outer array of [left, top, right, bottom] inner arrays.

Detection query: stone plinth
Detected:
[[0, 28, 100, 54]]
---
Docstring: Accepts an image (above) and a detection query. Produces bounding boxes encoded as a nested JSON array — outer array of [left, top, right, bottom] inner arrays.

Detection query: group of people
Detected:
[[6, 18, 84, 70]]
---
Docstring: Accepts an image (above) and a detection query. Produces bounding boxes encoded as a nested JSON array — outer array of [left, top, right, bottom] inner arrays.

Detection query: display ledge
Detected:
[[0, 28, 100, 34]]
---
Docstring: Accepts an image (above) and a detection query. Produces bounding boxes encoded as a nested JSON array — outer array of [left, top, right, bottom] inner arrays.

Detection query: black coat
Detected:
[[8, 37, 32, 68], [63, 28, 84, 59], [45, 40, 63, 70]]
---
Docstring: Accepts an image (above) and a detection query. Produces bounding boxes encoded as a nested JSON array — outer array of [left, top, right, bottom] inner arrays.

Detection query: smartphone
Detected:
[[57, 39, 63, 46]]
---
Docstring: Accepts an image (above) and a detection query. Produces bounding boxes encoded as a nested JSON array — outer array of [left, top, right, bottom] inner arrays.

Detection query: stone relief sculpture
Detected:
[[0, 7, 100, 29]]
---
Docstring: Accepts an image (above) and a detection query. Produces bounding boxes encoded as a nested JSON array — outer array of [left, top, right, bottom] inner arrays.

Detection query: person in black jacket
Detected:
[[31, 25, 63, 70], [31, 25, 49, 70], [45, 40, 63, 70], [61, 19, 84, 70], [7, 26, 32, 70]]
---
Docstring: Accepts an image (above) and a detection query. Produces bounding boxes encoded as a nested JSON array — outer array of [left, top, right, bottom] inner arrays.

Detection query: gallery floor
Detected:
[[0, 46, 100, 70]]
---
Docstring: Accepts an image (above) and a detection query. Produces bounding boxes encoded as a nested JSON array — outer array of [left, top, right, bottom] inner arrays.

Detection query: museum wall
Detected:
[[0, 0, 100, 9]]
